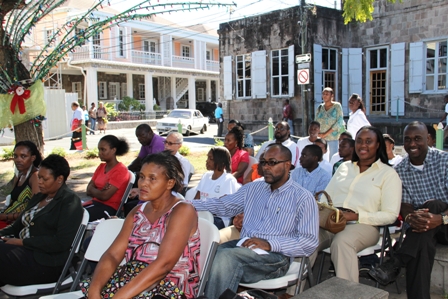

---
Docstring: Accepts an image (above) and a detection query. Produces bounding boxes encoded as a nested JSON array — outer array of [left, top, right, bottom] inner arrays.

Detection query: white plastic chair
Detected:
[[239, 256, 313, 296], [197, 210, 214, 223], [1, 208, 90, 298], [40, 217, 219, 299], [243, 156, 258, 180], [184, 186, 197, 201], [115, 170, 136, 218], [39, 218, 125, 299]]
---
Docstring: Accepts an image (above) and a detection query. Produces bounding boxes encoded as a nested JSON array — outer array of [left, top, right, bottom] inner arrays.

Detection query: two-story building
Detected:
[[218, 0, 448, 139], [28, 0, 220, 112]]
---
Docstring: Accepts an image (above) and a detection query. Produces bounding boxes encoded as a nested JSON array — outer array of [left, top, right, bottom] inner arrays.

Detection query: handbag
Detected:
[[80, 241, 186, 299], [314, 191, 346, 234]]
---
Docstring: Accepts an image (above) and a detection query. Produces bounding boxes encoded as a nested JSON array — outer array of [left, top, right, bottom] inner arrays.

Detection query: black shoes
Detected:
[[368, 257, 401, 285]]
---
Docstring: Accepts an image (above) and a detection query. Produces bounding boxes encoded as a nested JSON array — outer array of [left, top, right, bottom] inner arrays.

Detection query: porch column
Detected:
[[145, 73, 153, 111], [188, 76, 196, 110], [88, 20, 94, 59], [171, 76, 176, 109], [206, 79, 211, 102], [215, 79, 220, 102], [85, 67, 98, 107], [126, 73, 133, 99]]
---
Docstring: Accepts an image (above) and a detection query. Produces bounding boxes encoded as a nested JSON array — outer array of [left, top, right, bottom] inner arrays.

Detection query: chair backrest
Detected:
[[197, 211, 214, 223], [197, 218, 220, 296], [184, 186, 197, 201], [243, 156, 258, 179], [115, 170, 136, 217], [85, 218, 125, 262], [74, 209, 90, 253]]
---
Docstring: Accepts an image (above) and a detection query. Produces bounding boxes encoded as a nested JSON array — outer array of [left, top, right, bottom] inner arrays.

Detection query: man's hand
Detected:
[[241, 237, 271, 251], [342, 211, 358, 221], [129, 188, 139, 199], [2, 237, 23, 246], [233, 213, 244, 232], [407, 208, 443, 233]]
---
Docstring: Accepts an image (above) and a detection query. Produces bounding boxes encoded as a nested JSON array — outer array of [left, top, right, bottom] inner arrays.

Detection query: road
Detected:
[[0, 124, 222, 154]]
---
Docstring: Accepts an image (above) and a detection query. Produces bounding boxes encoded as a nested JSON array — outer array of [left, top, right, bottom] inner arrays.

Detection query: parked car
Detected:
[[196, 101, 217, 123], [156, 109, 209, 136]]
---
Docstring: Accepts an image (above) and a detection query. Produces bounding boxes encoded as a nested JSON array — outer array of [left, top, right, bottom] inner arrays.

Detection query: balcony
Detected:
[[206, 60, 219, 72], [72, 45, 109, 60], [131, 50, 162, 66], [172, 55, 195, 69]]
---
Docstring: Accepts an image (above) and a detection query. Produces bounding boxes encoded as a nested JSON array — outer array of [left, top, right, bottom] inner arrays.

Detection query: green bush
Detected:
[[104, 102, 118, 119], [1, 147, 14, 160], [84, 147, 99, 159], [118, 96, 145, 111], [214, 138, 224, 147], [179, 145, 190, 156], [51, 147, 67, 157]]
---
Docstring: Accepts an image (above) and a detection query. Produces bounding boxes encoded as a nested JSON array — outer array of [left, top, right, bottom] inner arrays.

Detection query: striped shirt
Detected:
[[191, 178, 319, 257], [394, 148, 448, 208], [291, 165, 331, 195]]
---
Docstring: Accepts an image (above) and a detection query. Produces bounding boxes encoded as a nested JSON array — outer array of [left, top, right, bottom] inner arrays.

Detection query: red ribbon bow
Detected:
[[9, 85, 31, 114]]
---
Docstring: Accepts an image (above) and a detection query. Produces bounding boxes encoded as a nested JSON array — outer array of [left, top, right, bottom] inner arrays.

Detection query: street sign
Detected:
[[297, 62, 310, 69], [296, 53, 311, 64], [297, 69, 310, 85]]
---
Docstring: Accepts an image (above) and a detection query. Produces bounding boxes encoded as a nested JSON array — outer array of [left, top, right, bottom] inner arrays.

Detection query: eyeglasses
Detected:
[[259, 160, 289, 167], [274, 127, 287, 131], [163, 141, 181, 146]]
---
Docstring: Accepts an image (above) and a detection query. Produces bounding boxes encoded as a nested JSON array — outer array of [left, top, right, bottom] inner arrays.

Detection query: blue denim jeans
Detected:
[[287, 119, 294, 136], [204, 239, 290, 298], [89, 117, 96, 134], [327, 140, 339, 158]]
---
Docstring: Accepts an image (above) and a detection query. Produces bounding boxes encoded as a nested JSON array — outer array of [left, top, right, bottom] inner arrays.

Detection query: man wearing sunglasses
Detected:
[[255, 121, 300, 167], [164, 132, 194, 190], [191, 144, 318, 298]]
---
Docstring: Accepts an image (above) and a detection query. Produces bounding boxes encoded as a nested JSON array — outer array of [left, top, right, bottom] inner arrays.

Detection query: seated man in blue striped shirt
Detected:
[[191, 144, 319, 298]]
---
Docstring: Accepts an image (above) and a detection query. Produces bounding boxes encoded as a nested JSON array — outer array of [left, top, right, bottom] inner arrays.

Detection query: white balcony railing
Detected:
[[172, 55, 195, 69], [72, 45, 109, 61], [131, 50, 162, 66], [206, 60, 219, 72]]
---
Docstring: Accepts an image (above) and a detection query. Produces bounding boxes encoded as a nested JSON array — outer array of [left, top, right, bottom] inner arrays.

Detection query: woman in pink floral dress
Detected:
[[86, 151, 200, 299]]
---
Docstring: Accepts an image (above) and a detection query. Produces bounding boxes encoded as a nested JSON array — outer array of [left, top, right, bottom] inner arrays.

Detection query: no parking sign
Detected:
[[297, 69, 309, 85]]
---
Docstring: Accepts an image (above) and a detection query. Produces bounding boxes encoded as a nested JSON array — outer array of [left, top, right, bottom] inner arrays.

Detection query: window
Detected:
[[121, 83, 127, 99], [182, 45, 190, 58], [75, 28, 86, 46], [98, 82, 107, 99], [271, 49, 289, 96], [206, 50, 211, 60], [322, 48, 337, 93], [138, 84, 145, 100], [109, 82, 120, 100], [72, 82, 82, 100], [45, 29, 54, 45], [92, 33, 101, 45], [368, 48, 388, 113], [197, 88, 204, 101], [143, 40, 156, 53], [425, 40, 447, 91], [118, 29, 125, 57], [236, 54, 251, 98]]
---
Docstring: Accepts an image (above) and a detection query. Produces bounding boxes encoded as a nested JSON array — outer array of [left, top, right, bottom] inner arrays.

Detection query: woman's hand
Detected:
[[2, 237, 23, 246], [342, 211, 358, 222]]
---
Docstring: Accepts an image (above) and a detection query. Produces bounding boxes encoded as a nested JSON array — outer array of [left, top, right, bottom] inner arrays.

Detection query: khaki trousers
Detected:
[[310, 223, 379, 283], [219, 225, 241, 244]]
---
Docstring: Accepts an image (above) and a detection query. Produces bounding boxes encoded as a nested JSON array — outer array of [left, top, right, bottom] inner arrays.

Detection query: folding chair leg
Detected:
[[316, 251, 326, 284], [294, 257, 308, 296], [69, 259, 89, 292]]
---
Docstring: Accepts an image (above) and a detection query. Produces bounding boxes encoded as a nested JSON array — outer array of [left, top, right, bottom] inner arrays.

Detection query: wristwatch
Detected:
[[441, 212, 448, 225]]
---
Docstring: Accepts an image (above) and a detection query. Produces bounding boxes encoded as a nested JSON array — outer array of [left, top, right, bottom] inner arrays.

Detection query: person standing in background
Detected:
[[283, 99, 294, 135], [97, 102, 107, 134], [315, 87, 345, 158], [88, 103, 97, 135], [215, 103, 224, 137], [438, 94, 448, 143], [70, 102, 83, 150], [347, 94, 370, 138]]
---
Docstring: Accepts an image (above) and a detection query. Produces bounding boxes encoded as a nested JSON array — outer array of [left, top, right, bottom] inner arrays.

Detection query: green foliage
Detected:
[[118, 96, 145, 111], [51, 147, 67, 157], [84, 147, 99, 159], [153, 104, 161, 111], [104, 102, 118, 119], [179, 145, 190, 156], [342, 0, 403, 24], [0, 147, 14, 160], [71, 160, 97, 171], [214, 138, 224, 146]]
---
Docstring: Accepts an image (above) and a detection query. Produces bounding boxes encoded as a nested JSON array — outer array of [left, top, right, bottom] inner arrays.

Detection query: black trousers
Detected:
[[397, 200, 448, 299], [0, 243, 63, 286], [85, 201, 117, 221], [217, 119, 224, 137], [70, 131, 82, 150]]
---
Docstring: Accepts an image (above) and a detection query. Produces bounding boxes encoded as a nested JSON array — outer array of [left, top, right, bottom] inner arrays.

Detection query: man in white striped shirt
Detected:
[[191, 144, 319, 298]]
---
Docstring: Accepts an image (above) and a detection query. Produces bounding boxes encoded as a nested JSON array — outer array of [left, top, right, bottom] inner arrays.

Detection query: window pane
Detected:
[[282, 80, 289, 95], [426, 59, 435, 74], [329, 49, 336, 70], [427, 42, 436, 58], [281, 49, 288, 56], [238, 81, 243, 97], [237, 61, 243, 78], [245, 60, 251, 78], [380, 48, 387, 68], [272, 50, 279, 57], [440, 41, 447, 57], [322, 49, 328, 69], [439, 58, 447, 74], [370, 50, 377, 69], [245, 79, 251, 96], [426, 75, 434, 91], [273, 78, 280, 96], [281, 57, 288, 76], [273, 56, 279, 76], [438, 74, 446, 90]]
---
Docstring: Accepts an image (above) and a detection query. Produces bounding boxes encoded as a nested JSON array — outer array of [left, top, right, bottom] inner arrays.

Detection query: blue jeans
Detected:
[[205, 239, 290, 298], [287, 119, 294, 136], [89, 117, 96, 134], [327, 140, 339, 158]]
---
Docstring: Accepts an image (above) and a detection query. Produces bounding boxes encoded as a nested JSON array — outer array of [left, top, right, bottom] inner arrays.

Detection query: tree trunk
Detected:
[[14, 122, 44, 156]]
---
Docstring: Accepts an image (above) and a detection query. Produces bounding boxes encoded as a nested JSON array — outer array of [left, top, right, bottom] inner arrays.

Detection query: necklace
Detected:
[[45, 197, 54, 203]]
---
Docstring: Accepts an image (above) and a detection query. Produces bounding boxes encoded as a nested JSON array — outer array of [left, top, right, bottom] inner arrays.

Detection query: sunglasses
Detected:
[[259, 160, 289, 167]]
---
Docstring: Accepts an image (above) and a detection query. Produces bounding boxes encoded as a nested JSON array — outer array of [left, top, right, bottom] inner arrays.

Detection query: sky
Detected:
[[111, 0, 341, 30]]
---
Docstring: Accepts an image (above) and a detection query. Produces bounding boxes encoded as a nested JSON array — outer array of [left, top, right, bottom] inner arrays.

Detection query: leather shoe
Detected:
[[368, 257, 401, 285]]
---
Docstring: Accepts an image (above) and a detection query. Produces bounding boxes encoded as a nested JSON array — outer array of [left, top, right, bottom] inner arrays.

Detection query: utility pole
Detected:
[[299, 0, 308, 136]]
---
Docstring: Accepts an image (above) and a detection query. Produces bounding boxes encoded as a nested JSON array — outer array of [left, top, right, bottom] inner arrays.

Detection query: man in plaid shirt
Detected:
[[369, 121, 448, 299]]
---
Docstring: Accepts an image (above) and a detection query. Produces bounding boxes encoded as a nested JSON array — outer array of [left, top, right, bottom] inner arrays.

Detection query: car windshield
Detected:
[[168, 111, 191, 119]]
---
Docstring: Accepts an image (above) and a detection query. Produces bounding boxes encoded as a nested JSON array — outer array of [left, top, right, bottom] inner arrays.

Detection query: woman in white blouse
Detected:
[[347, 94, 371, 138]]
